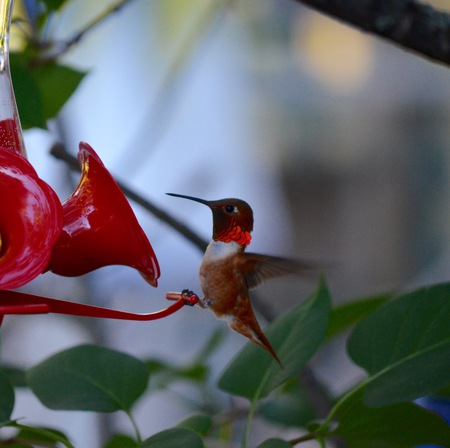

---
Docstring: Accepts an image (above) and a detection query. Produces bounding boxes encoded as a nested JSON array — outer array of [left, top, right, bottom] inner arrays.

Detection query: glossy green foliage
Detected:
[[326, 293, 391, 338], [27, 344, 149, 412], [348, 282, 450, 407], [333, 389, 450, 447], [0, 280, 449, 447], [9, 425, 74, 448], [11, 55, 85, 130]]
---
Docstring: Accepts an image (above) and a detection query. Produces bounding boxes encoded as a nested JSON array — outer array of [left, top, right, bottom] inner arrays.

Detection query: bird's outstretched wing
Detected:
[[234, 253, 318, 289]]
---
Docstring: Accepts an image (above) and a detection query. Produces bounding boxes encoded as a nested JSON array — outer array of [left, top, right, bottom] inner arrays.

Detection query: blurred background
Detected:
[[2, 0, 450, 446]]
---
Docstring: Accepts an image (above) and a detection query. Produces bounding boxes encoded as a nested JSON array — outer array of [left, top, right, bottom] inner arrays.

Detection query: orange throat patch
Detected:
[[216, 225, 252, 246]]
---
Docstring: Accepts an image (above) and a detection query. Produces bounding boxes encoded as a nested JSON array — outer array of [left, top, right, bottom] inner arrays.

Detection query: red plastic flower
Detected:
[[48, 142, 160, 287]]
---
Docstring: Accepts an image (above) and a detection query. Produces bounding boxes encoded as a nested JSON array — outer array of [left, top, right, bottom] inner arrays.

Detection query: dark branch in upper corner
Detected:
[[50, 142, 208, 253], [36, 0, 137, 65], [294, 0, 450, 67]]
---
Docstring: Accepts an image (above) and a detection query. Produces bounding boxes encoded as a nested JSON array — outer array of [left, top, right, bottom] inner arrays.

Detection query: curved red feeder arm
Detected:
[[0, 290, 199, 324]]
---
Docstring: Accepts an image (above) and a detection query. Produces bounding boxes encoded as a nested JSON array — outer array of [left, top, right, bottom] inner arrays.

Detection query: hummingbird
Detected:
[[167, 193, 313, 365]]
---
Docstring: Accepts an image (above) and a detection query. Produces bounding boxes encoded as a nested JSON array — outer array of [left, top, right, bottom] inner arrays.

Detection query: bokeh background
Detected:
[[2, 0, 450, 445]]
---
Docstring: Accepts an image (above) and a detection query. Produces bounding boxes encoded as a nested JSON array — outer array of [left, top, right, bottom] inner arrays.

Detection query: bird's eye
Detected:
[[225, 204, 236, 213]]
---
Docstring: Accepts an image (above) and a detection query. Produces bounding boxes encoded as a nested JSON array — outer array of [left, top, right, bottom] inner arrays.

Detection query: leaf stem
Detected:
[[318, 334, 450, 434], [288, 432, 317, 445], [126, 410, 142, 446], [242, 392, 258, 448], [241, 369, 272, 448], [316, 381, 367, 433]]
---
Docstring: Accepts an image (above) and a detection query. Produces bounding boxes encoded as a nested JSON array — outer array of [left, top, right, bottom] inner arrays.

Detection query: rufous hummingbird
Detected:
[[167, 193, 312, 365]]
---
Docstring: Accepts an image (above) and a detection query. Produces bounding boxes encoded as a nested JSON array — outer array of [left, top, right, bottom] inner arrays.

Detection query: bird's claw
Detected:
[[165, 290, 199, 306], [181, 289, 199, 306]]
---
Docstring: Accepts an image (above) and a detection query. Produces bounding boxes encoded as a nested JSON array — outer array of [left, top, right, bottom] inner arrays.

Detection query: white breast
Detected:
[[203, 240, 242, 261]]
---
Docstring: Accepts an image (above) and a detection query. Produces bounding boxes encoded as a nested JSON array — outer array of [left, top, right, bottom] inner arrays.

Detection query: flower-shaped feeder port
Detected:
[[48, 142, 161, 287]]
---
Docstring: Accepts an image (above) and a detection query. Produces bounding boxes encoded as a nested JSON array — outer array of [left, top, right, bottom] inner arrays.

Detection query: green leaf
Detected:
[[347, 282, 450, 407], [103, 434, 138, 448], [27, 344, 149, 413], [146, 359, 168, 375], [176, 414, 212, 436], [0, 369, 15, 423], [41, 0, 68, 11], [0, 419, 14, 429], [10, 53, 85, 129], [259, 379, 317, 427], [1, 364, 28, 388], [141, 428, 204, 448], [326, 294, 391, 338], [175, 364, 209, 382], [11, 424, 73, 448], [333, 389, 450, 447], [218, 279, 331, 399], [10, 54, 45, 129], [32, 63, 85, 122], [257, 439, 292, 448], [436, 385, 450, 397], [146, 359, 209, 391]]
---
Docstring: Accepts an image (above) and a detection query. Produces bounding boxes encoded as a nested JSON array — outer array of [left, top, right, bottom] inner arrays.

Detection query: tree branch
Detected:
[[37, 0, 137, 65], [294, 0, 450, 66]]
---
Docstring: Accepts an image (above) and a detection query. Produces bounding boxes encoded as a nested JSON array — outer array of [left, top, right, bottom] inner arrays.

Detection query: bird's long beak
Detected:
[[166, 193, 210, 206]]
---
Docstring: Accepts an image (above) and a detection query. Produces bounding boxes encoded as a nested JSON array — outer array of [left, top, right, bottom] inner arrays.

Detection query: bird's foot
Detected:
[[195, 296, 211, 309], [165, 290, 199, 306], [181, 289, 200, 306]]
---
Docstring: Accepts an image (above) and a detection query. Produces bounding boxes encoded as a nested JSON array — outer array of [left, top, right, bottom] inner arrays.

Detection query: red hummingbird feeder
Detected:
[[0, 0, 198, 324]]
